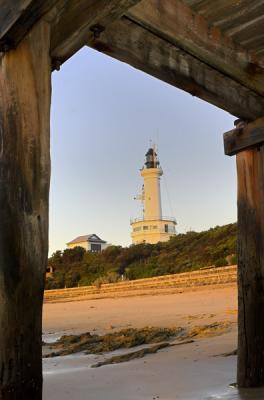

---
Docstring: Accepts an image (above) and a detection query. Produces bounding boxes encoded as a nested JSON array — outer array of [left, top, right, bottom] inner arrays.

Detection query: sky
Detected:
[[50, 46, 236, 255]]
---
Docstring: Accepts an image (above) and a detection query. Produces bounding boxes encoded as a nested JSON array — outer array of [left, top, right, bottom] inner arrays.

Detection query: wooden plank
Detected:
[[88, 17, 264, 120], [0, 1, 31, 39], [224, 117, 264, 156], [0, 20, 51, 398], [0, 0, 141, 62], [50, 0, 142, 65], [126, 0, 264, 96], [0, 0, 57, 50], [236, 147, 264, 387]]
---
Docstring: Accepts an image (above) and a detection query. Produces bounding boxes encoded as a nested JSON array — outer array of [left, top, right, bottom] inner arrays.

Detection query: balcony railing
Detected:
[[130, 216, 176, 224]]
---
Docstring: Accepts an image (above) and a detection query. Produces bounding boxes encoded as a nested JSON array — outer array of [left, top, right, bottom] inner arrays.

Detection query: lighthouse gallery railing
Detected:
[[130, 216, 176, 224]]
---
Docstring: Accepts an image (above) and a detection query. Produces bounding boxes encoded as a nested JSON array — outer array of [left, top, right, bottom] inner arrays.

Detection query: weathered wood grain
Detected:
[[88, 17, 264, 120], [0, 0, 57, 50], [236, 147, 264, 387], [0, 0, 140, 57], [50, 0, 141, 64], [127, 0, 264, 96], [224, 117, 264, 155], [0, 20, 51, 399], [0, 0, 33, 40]]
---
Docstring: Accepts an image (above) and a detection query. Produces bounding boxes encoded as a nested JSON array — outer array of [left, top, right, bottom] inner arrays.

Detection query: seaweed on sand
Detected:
[[91, 340, 194, 368], [45, 327, 184, 357], [182, 321, 232, 339]]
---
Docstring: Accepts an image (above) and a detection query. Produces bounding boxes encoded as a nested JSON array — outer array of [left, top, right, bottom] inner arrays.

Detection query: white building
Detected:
[[67, 234, 109, 252], [130, 146, 176, 244]]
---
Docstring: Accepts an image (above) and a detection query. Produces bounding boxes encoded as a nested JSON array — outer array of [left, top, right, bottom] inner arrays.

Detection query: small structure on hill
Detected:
[[67, 234, 109, 252], [46, 265, 54, 278], [131, 145, 176, 244]]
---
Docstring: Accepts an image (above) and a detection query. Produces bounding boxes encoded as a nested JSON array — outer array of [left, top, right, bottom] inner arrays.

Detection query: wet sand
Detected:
[[42, 285, 264, 399]]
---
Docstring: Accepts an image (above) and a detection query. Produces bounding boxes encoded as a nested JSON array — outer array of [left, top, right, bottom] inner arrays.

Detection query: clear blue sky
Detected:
[[50, 46, 236, 255]]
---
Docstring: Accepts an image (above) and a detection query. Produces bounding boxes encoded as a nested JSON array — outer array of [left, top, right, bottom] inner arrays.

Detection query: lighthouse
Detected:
[[130, 145, 176, 244]]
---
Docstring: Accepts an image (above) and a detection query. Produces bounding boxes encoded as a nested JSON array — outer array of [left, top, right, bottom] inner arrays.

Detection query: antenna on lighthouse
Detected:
[[133, 184, 145, 219], [153, 143, 157, 165]]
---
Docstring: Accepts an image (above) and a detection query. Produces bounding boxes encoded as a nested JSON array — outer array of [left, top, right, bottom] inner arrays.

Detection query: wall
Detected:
[[45, 265, 237, 303], [131, 219, 176, 244], [67, 241, 89, 251]]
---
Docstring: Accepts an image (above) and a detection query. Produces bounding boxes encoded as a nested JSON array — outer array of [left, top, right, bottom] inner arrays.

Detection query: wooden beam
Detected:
[[126, 0, 264, 96], [0, 0, 141, 62], [0, 0, 57, 51], [50, 0, 142, 65], [88, 17, 264, 120], [224, 118, 264, 156], [0, 20, 51, 398], [236, 147, 264, 387]]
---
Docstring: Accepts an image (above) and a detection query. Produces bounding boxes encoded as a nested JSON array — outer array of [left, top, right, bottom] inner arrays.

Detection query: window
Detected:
[[91, 243, 101, 252], [134, 227, 141, 232], [143, 226, 149, 230], [164, 224, 168, 233]]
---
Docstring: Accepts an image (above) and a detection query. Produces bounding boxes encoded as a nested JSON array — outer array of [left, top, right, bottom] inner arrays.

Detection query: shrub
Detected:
[[47, 223, 237, 287], [214, 258, 228, 267]]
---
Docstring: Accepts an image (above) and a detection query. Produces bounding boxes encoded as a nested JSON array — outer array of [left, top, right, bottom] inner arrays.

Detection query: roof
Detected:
[[67, 234, 107, 245]]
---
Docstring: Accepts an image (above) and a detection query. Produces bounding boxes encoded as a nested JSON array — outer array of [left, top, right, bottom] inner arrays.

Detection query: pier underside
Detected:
[[1, 0, 264, 396]]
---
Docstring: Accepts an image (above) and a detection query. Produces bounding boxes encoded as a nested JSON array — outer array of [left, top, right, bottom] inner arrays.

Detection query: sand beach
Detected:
[[42, 285, 264, 400]]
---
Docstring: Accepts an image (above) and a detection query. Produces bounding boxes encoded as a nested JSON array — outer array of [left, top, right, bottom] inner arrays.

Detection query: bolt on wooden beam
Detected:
[[224, 117, 264, 156]]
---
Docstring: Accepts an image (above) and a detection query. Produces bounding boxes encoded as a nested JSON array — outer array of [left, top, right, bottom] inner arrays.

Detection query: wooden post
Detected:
[[0, 20, 51, 399], [236, 147, 264, 387], [224, 119, 264, 387]]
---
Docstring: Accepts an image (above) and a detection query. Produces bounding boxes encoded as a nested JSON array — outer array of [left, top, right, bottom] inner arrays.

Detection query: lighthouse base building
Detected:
[[131, 217, 176, 244], [130, 146, 176, 245]]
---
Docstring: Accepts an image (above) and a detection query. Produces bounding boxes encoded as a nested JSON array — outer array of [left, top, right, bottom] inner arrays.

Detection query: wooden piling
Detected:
[[0, 20, 51, 399], [236, 147, 264, 387]]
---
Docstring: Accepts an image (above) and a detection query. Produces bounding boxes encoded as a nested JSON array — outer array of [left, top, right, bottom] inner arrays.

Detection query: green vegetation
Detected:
[[46, 223, 237, 289]]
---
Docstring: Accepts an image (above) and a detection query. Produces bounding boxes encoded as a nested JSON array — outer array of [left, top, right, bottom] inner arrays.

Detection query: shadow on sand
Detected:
[[208, 386, 264, 400]]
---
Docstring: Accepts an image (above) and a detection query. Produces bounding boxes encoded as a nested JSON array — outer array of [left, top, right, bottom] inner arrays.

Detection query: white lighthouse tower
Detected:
[[130, 145, 176, 244]]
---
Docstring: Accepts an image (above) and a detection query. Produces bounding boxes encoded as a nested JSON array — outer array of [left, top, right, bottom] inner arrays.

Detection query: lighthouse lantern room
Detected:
[[131, 146, 176, 244]]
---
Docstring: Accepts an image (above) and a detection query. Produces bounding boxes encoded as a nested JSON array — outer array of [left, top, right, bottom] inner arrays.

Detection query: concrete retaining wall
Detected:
[[44, 265, 237, 303]]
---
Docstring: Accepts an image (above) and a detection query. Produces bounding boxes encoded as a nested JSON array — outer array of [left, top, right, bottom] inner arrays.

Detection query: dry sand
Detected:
[[42, 285, 264, 399], [43, 285, 238, 336]]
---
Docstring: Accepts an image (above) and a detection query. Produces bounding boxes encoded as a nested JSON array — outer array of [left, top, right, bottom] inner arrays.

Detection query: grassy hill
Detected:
[[46, 223, 237, 290]]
